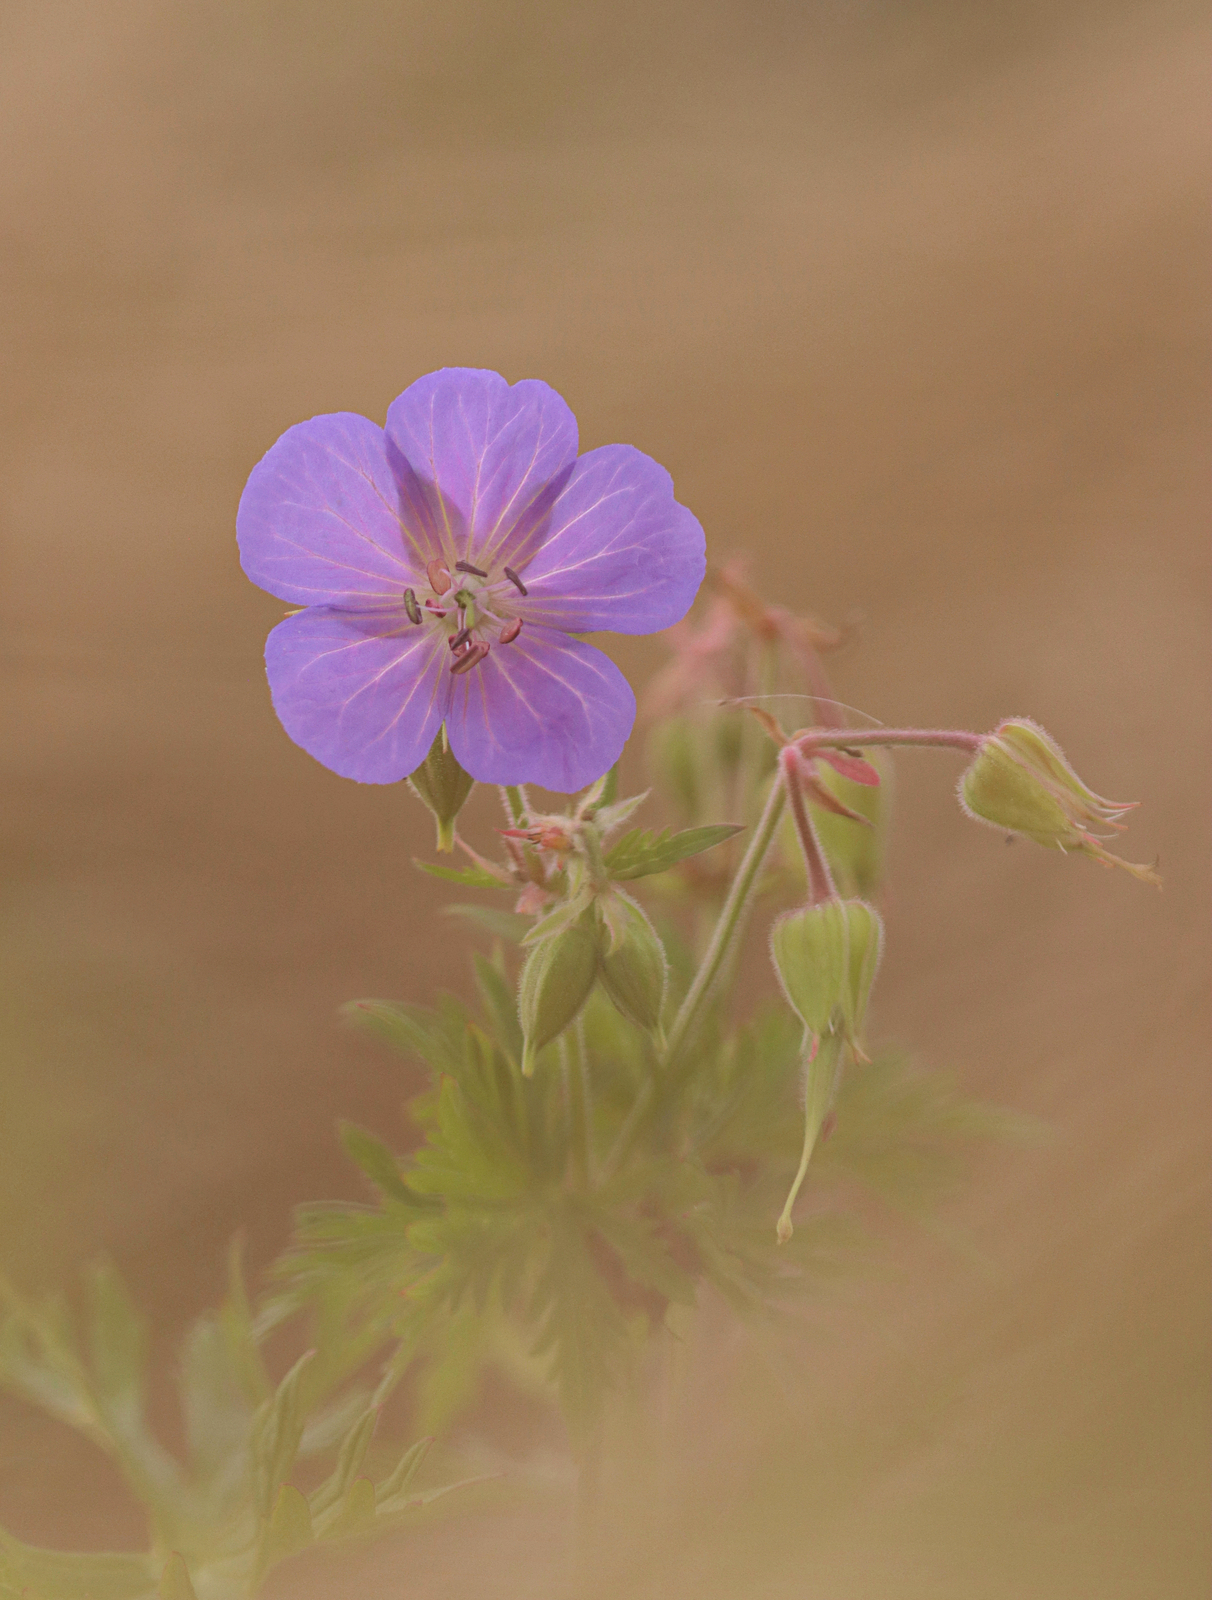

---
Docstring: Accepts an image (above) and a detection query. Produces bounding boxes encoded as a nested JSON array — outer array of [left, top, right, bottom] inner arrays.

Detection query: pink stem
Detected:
[[795, 727, 982, 756], [779, 747, 837, 905]]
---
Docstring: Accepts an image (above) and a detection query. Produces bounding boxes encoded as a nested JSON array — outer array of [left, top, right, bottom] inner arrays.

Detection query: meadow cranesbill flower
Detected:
[[237, 368, 706, 791]]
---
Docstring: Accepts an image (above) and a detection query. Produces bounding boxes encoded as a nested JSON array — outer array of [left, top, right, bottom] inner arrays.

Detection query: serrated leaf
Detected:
[[415, 860, 509, 891], [605, 824, 743, 881], [339, 1122, 412, 1202], [342, 1000, 463, 1076], [265, 1483, 313, 1559], [472, 953, 523, 1065], [443, 905, 532, 943], [318, 1476, 376, 1540], [375, 1436, 432, 1501], [309, 1405, 379, 1517], [589, 790, 649, 838], [249, 1350, 315, 1519], [158, 1554, 196, 1600]]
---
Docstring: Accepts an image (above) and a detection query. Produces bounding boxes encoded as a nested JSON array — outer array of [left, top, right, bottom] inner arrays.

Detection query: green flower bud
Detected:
[[959, 719, 1158, 883], [406, 728, 474, 852], [596, 890, 668, 1037], [769, 897, 884, 1046], [517, 907, 601, 1076], [810, 750, 892, 898]]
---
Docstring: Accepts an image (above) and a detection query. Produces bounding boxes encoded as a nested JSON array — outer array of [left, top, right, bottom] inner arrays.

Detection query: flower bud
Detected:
[[810, 750, 892, 898], [517, 908, 601, 1076], [769, 897, 884, 1046], [596, 890, 668, 1037], [406, 729, 474, 852], [959, 718, 1158, 883]]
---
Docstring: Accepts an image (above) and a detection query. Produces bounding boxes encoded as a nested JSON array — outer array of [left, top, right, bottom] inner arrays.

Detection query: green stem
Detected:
[[501, 784, 529, 826], [663, 775, 787, 1067], [564, 1033, 590, 1188]]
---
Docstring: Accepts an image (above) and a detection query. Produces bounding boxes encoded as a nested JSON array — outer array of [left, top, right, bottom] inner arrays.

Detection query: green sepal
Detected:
[[406, 729, 475, 853], [517, 909, 601, 1075], [339, 1122, 412, 1203], [596, 892, 668, 1035]]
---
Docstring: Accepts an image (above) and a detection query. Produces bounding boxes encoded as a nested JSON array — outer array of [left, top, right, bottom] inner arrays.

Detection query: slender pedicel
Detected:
[[503, 566, 528, 595], [455, 560, 488, 578], [427, 560, 452, 594], [499, 618, 523, 644], [424, 599, 448, 616], [449, 626, 471, 652], [450, 642, 490, 675], [403, 588, 422, 624]]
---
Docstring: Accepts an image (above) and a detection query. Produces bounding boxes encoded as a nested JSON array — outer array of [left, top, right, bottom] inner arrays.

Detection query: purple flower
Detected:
[[237, 368, 706, 792]]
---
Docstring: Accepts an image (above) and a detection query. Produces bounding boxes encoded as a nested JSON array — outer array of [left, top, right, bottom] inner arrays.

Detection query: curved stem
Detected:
[[663, 775, 787, 1067], [776, 1033, 844, 1243]]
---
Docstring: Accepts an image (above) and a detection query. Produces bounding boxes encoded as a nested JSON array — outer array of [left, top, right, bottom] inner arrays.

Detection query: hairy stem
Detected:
[[664, 774, 787, 1067], [797, 726, 982, 755], [780, 747, 837, 905]]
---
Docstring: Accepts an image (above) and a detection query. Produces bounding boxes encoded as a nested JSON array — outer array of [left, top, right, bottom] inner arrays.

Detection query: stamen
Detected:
[[403, 588, 422, 625], [503, 566, 528, 596], [450, 641, 490, 675], [455, 560, 488, 578], [499, 618, 523, 644], [449, 626, 471, 651], [427, 560, 451, 595], [424, 599, 448, 616]]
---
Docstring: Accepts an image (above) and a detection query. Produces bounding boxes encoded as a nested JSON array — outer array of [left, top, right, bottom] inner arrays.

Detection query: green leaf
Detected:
[[444, 904, 533, 943], [318, 1476, 377, 1540], [415, 860, 508, 891], [375, 1436, 432, 1502], [158, 1554, 197, 1600], [342, 999, 464, 1076], [339, 1122, 413, 1202], [605, 824, 743, 881], [265, 1483, 314, 1559], [86, 1259, 147, 1426], [472, 953, 523, 1066], [249, 1349, 315, 1519], [309, 1405, 379, 1517]]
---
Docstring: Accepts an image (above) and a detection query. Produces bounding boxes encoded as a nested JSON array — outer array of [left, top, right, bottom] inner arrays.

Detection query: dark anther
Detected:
[[450, 641, 490, 675], [454, 560, 488, 577], [449, 626, 471, 651], [499, 618, 523, 644], [503, 566, 528, 596], [403, 588, 422, 624]]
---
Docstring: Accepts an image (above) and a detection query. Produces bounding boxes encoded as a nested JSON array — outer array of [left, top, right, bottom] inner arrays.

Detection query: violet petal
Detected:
[[238, 412, 441, 605], [510, 444, 706, 635], [444, 624, 635, 792], [385, 368, 578, 572], [264, 607, 449, 783]]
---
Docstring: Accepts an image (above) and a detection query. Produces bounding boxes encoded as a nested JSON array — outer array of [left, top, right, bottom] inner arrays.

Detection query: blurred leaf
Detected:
[[339, 1122, 413, 1202], [415, 860, 508, 890], [86, 1260, 147, 1432], [443, 905, 532, 943], [342, 999, 464, 1076], [309, 1405, 378, 1518], [0, 1531, 154, 1600], [249, 1350, 315, 1520], [319, 1476, 376, 1540], [605, 824, 743, 881], [472, 952, 523, 1067], [157, 1554, 197, 1600], [375, 1437, 432, 1502], [265, 1483, 313, 1559]]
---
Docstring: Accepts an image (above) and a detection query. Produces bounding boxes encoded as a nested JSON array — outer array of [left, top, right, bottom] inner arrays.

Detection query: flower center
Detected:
[[401, 557, 526, 675]]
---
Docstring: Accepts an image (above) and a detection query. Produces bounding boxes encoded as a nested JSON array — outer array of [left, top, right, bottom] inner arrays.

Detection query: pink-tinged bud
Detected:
[[960, 719, 1159, 884]]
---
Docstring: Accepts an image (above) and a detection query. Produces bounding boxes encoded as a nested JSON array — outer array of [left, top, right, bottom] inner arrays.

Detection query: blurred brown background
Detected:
[[1, 0, 1208, 1593]]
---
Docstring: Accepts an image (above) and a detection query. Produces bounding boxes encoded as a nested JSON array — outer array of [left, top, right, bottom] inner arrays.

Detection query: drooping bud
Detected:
[[406, 727, 474, 852], [517, 907, 601, 1076], [769, 897, 883, 1048], [809, 750, 892, 898], [959, 718, 1158, 883], [596, 890, 668, 1037]]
